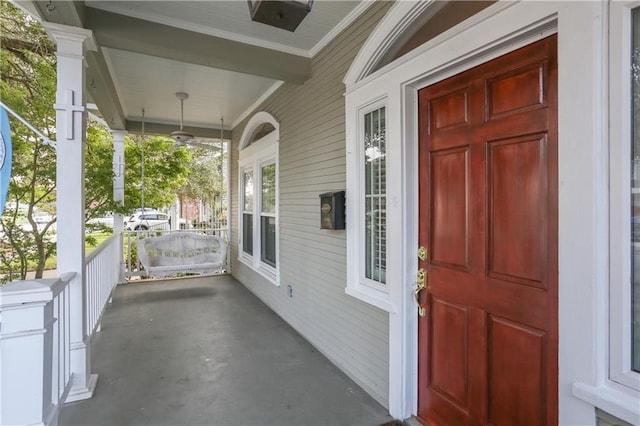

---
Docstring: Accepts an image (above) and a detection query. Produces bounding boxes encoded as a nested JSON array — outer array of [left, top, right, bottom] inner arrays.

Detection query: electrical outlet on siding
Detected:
[[287, 284, 293, 298]]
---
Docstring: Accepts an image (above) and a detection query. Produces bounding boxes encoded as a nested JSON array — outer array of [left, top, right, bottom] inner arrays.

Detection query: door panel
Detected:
[[486, 63, 547, 118], [430, 148, 470, 269], [431, 297, 469, 406], [430, 89, 470, 131], [488, 316, 546, 426], [417, 35, 558, 425], [488, 134, 547, 286]]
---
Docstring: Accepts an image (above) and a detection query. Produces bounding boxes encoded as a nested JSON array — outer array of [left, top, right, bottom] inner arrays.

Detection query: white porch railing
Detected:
[[0, 272, 75, 426], [0, 235, 123, 426], [85, 233, 122, 335], [124, 228, 230, 278]]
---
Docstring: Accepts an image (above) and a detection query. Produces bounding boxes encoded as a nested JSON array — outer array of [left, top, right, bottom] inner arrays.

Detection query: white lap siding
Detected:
[[230, 2, 392, 408]]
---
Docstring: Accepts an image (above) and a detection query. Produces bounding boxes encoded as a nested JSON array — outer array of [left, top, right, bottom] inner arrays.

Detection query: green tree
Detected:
[[1, 1, 57, 281], [84, 126, 191, 220], [122, 134, 190, 213], [177, 145, 224, 222]]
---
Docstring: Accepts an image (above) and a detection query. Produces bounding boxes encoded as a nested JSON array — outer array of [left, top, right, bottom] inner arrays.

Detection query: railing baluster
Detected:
[[84, 234, 121, 336]]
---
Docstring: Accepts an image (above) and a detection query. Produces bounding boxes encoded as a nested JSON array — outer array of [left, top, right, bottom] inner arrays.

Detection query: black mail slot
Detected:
[[320, 191, 345, 230]]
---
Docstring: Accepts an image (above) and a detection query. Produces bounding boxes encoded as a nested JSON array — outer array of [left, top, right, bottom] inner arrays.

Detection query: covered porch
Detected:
[[5, 1, 640, 425], [2, 2, 399, 425], [58, 275, 392, 426]]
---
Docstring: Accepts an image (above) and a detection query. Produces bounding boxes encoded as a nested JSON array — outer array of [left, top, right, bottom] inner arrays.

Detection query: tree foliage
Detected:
[[1, 2, 57, 281], [177, 146, 223, 208], [0, 3, 191, 281], [84, 127, 191, 219], [121, 134, 190, 213]]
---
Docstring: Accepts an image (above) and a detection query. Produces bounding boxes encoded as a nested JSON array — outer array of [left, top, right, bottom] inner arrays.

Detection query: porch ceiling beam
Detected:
[[84, 7, 312, 84], [86, 51, 127, 130], [30, 0, 86, 27], [28, 0, 127, 130], [126, 120, 232, 141]]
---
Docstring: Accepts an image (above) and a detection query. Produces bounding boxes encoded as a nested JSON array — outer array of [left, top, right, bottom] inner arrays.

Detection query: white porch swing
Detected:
[[133, 104, 228, 278]]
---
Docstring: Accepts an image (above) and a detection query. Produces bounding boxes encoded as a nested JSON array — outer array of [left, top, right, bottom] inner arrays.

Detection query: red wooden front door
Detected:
[[416, 35, 558, 425]]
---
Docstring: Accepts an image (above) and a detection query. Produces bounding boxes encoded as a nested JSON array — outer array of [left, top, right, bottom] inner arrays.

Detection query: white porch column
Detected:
[[112, 130, 126, 282], [112, 130, 126, 232], [44, 22, 98, 403]]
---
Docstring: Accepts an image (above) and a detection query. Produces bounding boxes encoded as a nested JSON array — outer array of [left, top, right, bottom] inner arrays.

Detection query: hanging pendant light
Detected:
[[248, 0, 313, 32], [170, 92, 194, 144]]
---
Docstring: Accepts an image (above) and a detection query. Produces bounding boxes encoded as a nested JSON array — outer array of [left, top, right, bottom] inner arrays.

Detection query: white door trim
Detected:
[[345, 1, 610, 423]]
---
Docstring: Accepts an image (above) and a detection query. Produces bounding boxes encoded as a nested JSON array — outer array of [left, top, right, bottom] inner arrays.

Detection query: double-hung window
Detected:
[[238, 127, 279, 284], [242, 170, 254, 256], [260, 163, 277, 267]]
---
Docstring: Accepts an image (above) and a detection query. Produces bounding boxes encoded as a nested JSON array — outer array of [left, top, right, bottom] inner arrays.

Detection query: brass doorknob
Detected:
[[415, 268, 427, 317], [418, 246, 427, 261]]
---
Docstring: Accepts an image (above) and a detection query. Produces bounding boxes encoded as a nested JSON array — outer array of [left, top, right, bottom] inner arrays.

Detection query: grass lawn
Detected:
[[2, 231, 115, 281], [40, 231, 114, 271]]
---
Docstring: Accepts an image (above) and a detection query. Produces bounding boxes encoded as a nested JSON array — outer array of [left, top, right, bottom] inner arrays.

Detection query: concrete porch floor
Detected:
[[59, 275, 394, 426]]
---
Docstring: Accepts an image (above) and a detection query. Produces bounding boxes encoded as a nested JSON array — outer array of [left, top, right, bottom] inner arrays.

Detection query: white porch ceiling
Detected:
[[103, 47, 278, 129], [22, 0, 370, 135], [86, 1, 362, 55]]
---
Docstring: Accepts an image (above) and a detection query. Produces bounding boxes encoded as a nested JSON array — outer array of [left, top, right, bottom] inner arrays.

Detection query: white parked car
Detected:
[[125, 211, 170, 231], [87, 213, 114, 229]]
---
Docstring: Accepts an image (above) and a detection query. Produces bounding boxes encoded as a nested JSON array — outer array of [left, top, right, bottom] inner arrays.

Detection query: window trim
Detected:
[[238, 123, 279, 286], [610, 0, 640, 393], [346, 97, 393, 312], [572, 4, 640, 422]]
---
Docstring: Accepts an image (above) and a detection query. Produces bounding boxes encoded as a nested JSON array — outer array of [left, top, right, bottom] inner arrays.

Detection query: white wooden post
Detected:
[[112, 130, 126, 283], [44, 22, 98, 403]]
